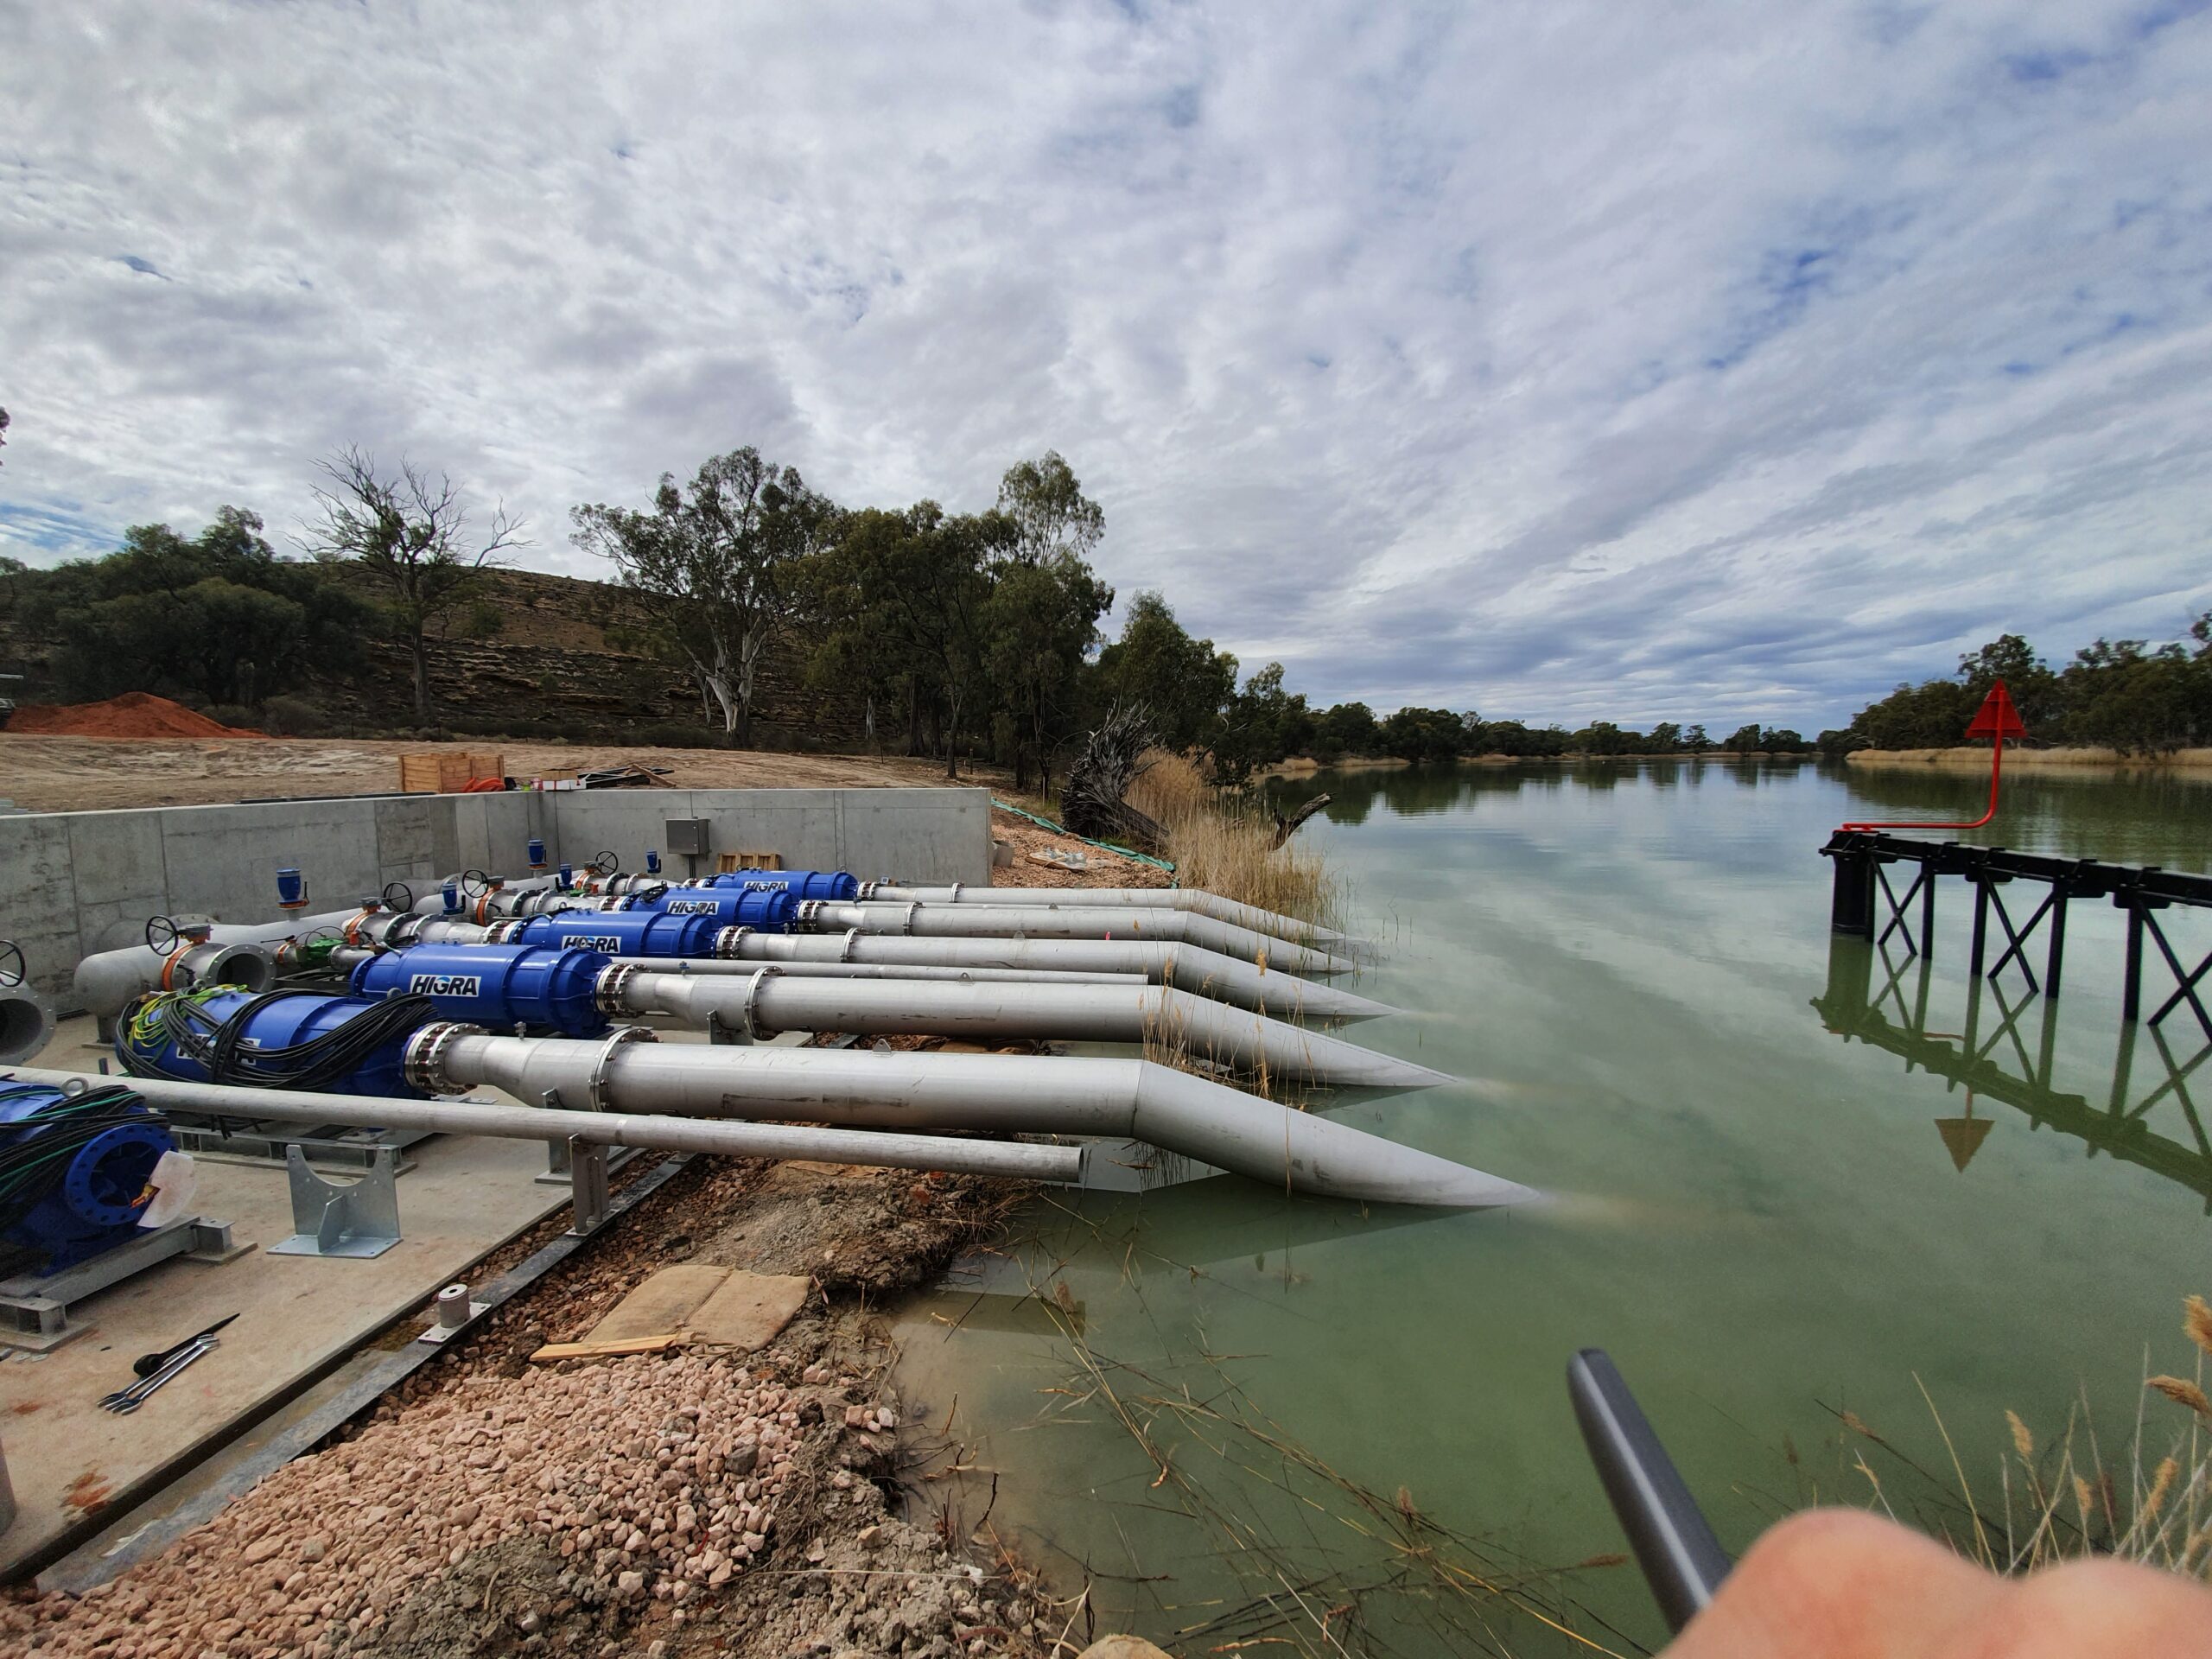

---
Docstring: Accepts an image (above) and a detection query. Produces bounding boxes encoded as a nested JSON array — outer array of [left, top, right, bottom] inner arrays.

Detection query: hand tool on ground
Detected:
[[1568, 1347, 1734, 1633], [130, 1313, 238, 1378], [100, 1337, 219, 1412]]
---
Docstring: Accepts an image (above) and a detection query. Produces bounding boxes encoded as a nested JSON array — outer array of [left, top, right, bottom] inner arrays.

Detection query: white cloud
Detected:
[[2, 0, 2208, 731]]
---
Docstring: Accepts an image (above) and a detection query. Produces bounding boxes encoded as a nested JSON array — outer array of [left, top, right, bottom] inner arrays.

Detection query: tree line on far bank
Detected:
[[0, 442, 1827, 787], [1818, 626, 2212, 758]]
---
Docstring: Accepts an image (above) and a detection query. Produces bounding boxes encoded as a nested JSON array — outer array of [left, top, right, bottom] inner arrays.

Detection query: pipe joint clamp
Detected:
[[404, 1020, 486, 1096], [586, 1026, 656, 1110]]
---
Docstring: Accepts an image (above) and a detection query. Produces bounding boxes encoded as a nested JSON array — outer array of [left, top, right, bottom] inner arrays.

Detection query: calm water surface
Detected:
[[894, 760, 2212, 1656]]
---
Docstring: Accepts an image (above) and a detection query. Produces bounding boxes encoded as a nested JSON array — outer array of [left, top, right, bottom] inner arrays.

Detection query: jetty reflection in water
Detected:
[[1815, 932, 2212, 1211]]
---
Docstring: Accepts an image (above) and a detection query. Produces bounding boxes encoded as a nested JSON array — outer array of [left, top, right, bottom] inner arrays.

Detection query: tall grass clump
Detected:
[[1127, 750, 1345, 933], [1834, 1293, 2212, 1579]]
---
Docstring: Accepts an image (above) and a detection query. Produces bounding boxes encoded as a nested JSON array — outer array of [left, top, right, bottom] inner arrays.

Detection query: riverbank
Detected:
[[1847, 745, 2212, 773], [0, 802, 1209, 1659]]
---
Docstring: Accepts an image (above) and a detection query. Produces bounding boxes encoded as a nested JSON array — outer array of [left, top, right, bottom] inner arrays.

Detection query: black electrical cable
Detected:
[[0, 1082, 165, 1234], [117, 989, 436, 1092]]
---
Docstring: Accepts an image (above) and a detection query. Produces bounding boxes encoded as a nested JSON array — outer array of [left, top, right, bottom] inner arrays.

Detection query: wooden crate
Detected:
[[715, 850, 784, 872], [398, 751, 505, 794]]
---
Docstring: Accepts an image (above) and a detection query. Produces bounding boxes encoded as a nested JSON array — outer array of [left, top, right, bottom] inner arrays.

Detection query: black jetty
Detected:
[[1823, 830, 2212, 1039]]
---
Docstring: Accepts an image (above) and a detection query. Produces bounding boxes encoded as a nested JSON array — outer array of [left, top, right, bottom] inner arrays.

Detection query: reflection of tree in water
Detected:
[[1834, 766, 2212, 868], [1260, 758, 1816, 823]]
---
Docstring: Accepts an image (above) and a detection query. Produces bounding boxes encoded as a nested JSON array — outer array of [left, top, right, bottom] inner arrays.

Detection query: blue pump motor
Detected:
[[645, 887, 799, 931], [0, 1082, 177, 1274], [117, 989, 426, 1097], [505, 909, 721, 959], [701, 868, 860, 902], [352, 943, 610, 1036]]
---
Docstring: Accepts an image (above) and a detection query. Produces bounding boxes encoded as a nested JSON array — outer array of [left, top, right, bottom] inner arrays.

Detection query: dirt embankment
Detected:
[[0, 735, 1000, 814], [1847, 745, 2212, 773], [3, 1156, 1058, 1659], [4, 693, 265, 741]]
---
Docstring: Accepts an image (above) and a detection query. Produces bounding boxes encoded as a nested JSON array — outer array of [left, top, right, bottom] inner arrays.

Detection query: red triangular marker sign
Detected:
[[1964, 679, 2026, 741]]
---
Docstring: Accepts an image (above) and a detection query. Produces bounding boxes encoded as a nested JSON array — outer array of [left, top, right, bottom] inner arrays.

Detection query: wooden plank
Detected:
[[585, 1263, 729, 1342], [529, 1332, 683, 1363]]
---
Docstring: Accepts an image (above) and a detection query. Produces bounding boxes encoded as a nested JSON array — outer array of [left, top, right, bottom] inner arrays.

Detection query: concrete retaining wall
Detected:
[[0, 786, 990, 1000]]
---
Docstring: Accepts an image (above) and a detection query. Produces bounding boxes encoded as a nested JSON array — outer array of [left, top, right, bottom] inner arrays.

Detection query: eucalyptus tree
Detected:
[[573, 448, 835, 747], [302, 448, 526, 720]]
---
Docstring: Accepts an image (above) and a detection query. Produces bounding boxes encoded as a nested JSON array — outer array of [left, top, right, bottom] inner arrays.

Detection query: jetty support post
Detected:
[[1827, 834, 1875, 937]]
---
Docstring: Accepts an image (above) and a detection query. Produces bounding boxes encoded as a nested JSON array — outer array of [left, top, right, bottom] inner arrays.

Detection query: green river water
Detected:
[[892, 760, 2212, 1657]]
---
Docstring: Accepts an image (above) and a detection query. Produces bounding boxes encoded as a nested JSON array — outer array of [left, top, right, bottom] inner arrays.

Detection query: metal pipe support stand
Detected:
[[567, 1136, 612, 1237], [0, 1217, 245, 1351], [269, 1146, 404, 1259]]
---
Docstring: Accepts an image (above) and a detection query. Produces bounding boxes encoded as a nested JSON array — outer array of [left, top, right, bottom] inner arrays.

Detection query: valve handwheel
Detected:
[[592, 850, 620, 875], [0, 939, 24, 988], [459, 868, 492, 899], [145, 915, 183, 955], [382, 880, 415, 912]]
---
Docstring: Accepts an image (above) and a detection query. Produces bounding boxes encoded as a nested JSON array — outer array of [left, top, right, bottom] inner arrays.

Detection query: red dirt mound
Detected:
[[3, 693, 266, 740]]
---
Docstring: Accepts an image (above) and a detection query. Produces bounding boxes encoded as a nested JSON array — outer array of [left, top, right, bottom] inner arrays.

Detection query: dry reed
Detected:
[[1830, 1293, 2212, 1580], [1127, 751, 1346, 935]]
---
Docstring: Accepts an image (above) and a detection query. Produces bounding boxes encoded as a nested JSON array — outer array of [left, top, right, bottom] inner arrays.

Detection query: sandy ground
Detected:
[[1847, 745, 2212, 772], [0, 736, 995, 814]]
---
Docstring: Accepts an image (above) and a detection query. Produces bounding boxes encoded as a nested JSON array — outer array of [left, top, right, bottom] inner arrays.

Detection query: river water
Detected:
[[893, 760, 2212, 1657]]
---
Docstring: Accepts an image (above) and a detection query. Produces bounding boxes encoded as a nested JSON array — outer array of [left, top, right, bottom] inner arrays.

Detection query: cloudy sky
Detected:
[[3, 2, 2209, 731]]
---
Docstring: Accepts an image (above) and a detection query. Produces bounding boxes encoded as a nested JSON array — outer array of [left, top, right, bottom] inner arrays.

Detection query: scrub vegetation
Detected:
[[1826, 1294, 2212, 1582], [1820, 626, 2212, 760]]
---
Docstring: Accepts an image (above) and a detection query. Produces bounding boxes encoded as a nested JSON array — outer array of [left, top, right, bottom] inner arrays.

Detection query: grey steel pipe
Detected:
[[0, 984, 56, 1065], [707, 932, 1395, 1022], [409, 1030, 1533, 1208], [72, 938, 278, 1021], [0, 1066, 1080, 1183], [803, 902, 1356, 976], [871, 885, 1368, 953], [612, 957, 1147, 988], [599, 967, 1448, 1090]]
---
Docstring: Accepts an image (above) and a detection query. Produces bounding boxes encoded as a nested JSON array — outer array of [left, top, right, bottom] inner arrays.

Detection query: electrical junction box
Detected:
[[664, 818, 713, 856]]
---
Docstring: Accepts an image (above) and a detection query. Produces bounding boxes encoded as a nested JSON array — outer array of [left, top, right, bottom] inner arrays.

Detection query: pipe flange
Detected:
[[836, 927, 861, 963], [587, 1026, 656, 1111], [484, 918, 523, 944], [594, 961, 642, 1014], [856, 880, 880, 900], [947, 882, 963, 903], [737, 966, 780, 1039], [390, 912, 427, 946], [899, 901, 920, 936], [714, 925, 753, 960], [796, 899, 825, 931], [404, 1020, 485, 1096]]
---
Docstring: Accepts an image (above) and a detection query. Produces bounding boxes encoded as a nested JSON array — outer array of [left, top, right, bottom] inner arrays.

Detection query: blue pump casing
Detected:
[[121, 989, 423, 1097], [645, 887, 799, 931], [701, 868, 860, 902], [352, 943, 611, 1036], [0, 1083, 177, 1274], [508, 910, 721, 959]]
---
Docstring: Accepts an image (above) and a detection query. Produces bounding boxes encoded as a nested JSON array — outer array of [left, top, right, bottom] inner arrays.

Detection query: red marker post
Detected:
[[1840, 679, 2024, 833]]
